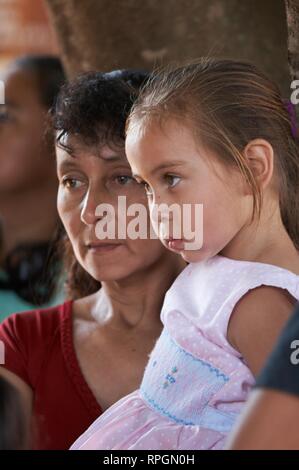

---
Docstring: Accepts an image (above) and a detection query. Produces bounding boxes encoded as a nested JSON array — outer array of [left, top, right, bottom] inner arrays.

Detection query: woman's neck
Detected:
[[0, 182, 59, 266], [89, 253, 186, 330]]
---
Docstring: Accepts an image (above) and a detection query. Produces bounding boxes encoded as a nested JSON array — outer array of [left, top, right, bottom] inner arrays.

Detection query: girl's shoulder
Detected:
[[160, 255, 299, 359], [161, 255, 299, 324]]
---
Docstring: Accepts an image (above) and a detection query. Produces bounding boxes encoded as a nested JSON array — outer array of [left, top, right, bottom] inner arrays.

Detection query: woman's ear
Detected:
[[243, 139, 274, 191]]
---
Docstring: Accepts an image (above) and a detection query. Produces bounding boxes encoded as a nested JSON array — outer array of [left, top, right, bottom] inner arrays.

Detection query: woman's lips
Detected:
[[86, 242, 122, 253]]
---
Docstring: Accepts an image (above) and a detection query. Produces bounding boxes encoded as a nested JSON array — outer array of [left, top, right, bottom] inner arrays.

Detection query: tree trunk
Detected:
[[45, 0, 290, 94], [285, 0, 299, 81]]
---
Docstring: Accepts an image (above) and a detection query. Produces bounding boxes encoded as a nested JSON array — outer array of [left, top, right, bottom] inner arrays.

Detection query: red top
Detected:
[[0, 301, 102, 449]]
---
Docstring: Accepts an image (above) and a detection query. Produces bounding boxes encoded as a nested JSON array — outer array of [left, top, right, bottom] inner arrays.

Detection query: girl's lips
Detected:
[[165, 239, 185, 251]]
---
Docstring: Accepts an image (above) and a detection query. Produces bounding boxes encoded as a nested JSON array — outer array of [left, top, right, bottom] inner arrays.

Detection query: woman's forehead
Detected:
[[56, 135, 128, 165]]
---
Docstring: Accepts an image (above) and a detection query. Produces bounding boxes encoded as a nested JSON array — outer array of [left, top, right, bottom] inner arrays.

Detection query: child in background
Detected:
[[71, 59, 299, 450]]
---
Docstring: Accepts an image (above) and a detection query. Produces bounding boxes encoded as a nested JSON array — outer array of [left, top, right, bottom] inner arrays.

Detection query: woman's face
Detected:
[[56, 135, 174, 282]]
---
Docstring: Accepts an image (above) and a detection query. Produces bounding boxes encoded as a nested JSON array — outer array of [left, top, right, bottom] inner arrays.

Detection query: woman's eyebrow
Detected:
[[99, 153, 124, 162], [57, 160, 79, 172]]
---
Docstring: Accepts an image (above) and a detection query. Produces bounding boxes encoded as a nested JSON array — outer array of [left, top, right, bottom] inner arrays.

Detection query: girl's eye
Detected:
[[62, 178, 83, 189], [164, 174, 181, 188], [114, 175, 134, 185]]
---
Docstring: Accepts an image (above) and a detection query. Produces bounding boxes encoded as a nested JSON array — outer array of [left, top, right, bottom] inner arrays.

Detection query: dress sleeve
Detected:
[[256, 303, 299, 397]]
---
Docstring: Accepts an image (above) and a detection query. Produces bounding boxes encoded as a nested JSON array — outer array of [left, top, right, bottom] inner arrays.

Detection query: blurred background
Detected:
[[0, 0, 58, 68], [0, 0, 293, 92]]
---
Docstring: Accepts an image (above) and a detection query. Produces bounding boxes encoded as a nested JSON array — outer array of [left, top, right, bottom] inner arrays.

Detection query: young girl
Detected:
[[71, 59, 299, 450]]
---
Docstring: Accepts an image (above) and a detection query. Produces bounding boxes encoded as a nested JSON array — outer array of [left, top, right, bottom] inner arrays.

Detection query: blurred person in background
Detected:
[[0, 55, 66, 320]]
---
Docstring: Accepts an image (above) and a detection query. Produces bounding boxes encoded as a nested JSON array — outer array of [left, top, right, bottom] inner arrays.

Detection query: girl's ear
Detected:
[[243, 138, 274, 191]]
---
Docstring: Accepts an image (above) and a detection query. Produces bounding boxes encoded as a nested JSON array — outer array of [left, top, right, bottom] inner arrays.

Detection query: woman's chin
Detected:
[[87, 264, 139, 283]]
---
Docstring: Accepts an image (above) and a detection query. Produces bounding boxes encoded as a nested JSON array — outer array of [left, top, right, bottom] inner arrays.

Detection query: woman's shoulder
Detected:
[[0, 300, 73, 340], [0, 300, 74, 387]]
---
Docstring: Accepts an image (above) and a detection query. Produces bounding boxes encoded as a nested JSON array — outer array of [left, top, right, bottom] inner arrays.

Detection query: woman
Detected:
[[0, 70, 185, 449]]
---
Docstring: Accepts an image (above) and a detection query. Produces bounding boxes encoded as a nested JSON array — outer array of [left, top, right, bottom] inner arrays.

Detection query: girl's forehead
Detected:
[[126, 117, 198, 154]]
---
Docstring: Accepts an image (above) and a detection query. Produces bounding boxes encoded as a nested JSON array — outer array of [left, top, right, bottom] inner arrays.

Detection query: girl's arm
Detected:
[[227, 286, 296, 376], [228, 302, 299, 449]]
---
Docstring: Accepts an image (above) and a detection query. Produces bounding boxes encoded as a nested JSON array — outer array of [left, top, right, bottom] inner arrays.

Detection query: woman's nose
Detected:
[[80, 189, 104, 226]]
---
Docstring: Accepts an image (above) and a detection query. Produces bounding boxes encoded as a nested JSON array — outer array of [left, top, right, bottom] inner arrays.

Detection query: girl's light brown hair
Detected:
[[127, 58, 299, 249]]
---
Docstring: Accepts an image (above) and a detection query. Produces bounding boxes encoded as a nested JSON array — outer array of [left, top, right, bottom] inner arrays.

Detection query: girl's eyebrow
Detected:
[[133, 161, 185, 179]]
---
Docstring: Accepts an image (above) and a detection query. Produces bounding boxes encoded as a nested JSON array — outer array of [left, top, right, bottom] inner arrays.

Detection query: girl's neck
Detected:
[[84, 254, 186, 330], [0, 182, 59, 266], [220, 202, 299, 274]]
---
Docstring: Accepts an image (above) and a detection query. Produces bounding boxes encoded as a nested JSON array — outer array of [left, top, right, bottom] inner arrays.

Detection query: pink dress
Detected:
[[71, 255, 299, 450]]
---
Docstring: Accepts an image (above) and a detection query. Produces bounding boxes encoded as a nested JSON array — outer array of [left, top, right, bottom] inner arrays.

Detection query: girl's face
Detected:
[[126, 119, 253, 263], [56, 135, 175, 282]]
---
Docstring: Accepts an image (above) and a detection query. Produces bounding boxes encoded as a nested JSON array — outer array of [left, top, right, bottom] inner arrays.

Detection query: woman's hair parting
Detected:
[[52, 69, 149, 299], [128, 58, 299, 249], [54, 69, 149, 151]]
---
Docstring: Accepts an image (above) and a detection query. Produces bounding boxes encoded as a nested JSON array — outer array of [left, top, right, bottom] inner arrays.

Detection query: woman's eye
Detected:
[[114, 175, 134, 185], [164, 174, 181, 188], [62, 178, 83, 189]]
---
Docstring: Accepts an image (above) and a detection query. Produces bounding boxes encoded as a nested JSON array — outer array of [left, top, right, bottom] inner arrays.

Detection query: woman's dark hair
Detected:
[[0, 377, 28, 450], [14, 55, 66, 109], [53, 69, 149, 299]]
